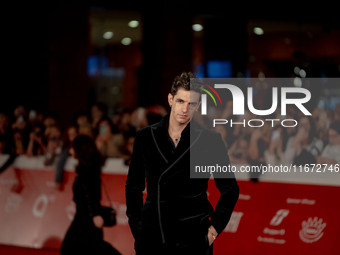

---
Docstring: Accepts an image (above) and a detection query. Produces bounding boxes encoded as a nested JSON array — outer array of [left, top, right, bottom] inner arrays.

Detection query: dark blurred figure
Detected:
[[27, 108, 44, 129], [55, 125, 78, 190], [44, 125, 62, 166], [60, 135, 121, 255], [0, 113, 13, 154], [43, 111, 59, 136], [121, 127, 136, 166], [11, 105, 30, 150], [73, 110, 92, 136], [91, 103, 108, 131], [12, 128, 28, 156], [11, 105, 27, 128], [116, 109, 133, 135], [26, 122, 46, 157], [1, 110, 29, 173]]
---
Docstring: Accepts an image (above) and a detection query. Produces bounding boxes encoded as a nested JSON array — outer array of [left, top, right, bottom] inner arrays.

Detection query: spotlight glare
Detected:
[[192, 24, 204, 32], [253, 27, 264, 35], [121, 37, 132, 45], [128, 20, 139, 28], [103, 31, 114, 40]]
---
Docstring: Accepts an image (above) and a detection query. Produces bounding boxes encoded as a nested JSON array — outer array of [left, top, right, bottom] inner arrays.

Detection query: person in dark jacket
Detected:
[[60, 135, 121, 255], [125, 72, 239, 255]]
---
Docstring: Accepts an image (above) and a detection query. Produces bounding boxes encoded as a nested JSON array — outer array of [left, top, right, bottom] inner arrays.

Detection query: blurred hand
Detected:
[[207, 225, 217, 246], [93, 215, 104, 228]]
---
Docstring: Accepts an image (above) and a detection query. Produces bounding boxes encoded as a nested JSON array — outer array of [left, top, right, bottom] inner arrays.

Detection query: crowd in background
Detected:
[[206, 101, 340, 181], [0, 103, 167, 187], [1, 100, 340, 184]]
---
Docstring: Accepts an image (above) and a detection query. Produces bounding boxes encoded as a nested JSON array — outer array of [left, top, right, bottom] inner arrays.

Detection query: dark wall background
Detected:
[[2, 1, 340, 128]]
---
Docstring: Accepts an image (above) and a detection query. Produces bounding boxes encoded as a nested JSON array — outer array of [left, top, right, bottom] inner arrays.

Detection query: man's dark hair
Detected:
[[170, 71, 202, 96]]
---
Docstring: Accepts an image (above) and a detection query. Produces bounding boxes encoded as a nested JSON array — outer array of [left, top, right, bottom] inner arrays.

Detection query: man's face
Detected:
[[168, 88, 200, 126]]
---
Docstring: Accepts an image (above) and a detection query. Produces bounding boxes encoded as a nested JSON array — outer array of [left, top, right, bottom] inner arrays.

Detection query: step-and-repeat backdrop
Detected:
[[0, 156, 339, 255]]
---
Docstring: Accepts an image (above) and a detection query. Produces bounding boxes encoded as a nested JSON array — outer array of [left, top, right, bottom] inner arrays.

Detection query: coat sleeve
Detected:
[[210, 133, 239, 235], [125, 130, 146, 238]]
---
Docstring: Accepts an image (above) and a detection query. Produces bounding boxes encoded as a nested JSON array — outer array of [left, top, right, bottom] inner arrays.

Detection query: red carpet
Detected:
[[0, 245, 59, 255]]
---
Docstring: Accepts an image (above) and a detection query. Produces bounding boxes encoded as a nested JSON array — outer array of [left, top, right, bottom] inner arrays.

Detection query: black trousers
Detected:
[[135, 241, 213, 255], [60, 205, 121, 255], [134, 224, 213, 255]]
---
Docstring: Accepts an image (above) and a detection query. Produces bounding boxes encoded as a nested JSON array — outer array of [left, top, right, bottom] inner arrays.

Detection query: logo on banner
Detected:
[[258, 209, 289, 244], [199, 84, 223, 112], [200, 84, 311, 116], [197, 81, 312, 128], [299, 217, 326, 243]]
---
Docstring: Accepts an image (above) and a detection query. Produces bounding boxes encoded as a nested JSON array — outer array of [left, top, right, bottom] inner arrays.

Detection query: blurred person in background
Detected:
[[264, 124, 288, 166], [27, 108, 44, 128], [146, 104, 168, 127], [116, 108, 133, 136], [130, 106, 148, 131], [281, 115, 324, 165], [313, 107, 334, 145], [44, 125, 62, 166], [334, 103, 340, 121], [95, 117, 124, 159], [228, 135, 249, 165], [78, 122, 94, 138], [264, 110, 289, 167], [43, 111, 59, 138], [0, 113, 13, 154], [12, 129, 27, 155], [317, 120, 340, 164], [121, 128, 136, 166], [231, 109, 254, 141], [12, 105, 27, 125], [247, 120, 271, 182], [73, 110, 93, 138], [26, 123, 46, 157], [0, 111, 28, 173], [11, 105, 30, 155], [11, 106, 30, 142], [147, 104, 168, 118], [91, 102, 108, 131], [60, 135, 121, 255], [55, 125, 78, 190], [73, 110, 91, 129]]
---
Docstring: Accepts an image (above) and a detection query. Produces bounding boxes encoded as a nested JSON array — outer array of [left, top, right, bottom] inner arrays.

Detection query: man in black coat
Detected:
[[125, 72, 239, 255]]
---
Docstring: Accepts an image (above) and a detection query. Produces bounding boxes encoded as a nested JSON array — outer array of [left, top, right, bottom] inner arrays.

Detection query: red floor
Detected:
[[0, 245, 59, 255]]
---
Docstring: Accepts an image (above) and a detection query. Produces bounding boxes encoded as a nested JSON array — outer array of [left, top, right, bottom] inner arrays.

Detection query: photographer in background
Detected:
[[27, 123, 46, 157], [44, 125, 62, 166], [95, 117, 124, 159]]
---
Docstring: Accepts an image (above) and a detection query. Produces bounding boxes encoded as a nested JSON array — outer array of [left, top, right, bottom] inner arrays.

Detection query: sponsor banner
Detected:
[[0, 166, 339, 254]]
